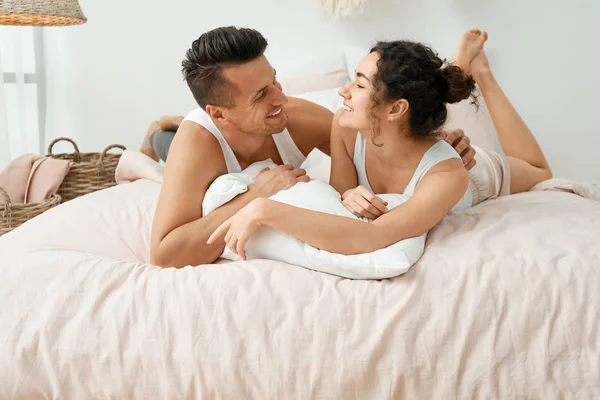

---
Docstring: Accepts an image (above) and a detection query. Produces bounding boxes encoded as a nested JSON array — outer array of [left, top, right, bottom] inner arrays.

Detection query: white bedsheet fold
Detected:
[[0, 178, 599, 398]]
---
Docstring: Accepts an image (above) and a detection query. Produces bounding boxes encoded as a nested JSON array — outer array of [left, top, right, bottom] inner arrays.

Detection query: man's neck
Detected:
[[215, 121, 271, 163]]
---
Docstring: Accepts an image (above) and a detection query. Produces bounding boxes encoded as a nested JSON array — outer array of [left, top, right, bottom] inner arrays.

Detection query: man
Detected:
[[148, 26, 475, 268]]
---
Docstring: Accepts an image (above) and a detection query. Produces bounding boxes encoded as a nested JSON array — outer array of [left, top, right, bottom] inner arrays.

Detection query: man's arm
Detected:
[[285, 97, 334, 156], [150, 122, 262, 267], [151, 121, 309, 267]]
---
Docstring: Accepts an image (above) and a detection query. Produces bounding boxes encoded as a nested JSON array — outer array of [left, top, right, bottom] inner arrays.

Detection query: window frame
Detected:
[[0, 27, 46, 153]]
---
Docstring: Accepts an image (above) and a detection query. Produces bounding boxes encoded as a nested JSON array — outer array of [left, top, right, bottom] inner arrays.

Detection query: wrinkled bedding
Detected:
[[0, 179, 599, 398]]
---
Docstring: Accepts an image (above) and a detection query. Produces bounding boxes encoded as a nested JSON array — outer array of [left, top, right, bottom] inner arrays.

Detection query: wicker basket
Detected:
[[0, 0, 87, 27], [47, 138, 126, 202], [0, 187, 62, 237]]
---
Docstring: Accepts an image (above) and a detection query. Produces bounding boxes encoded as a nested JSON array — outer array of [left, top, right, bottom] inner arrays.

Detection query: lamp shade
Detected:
[[0, 0, 87, 26]]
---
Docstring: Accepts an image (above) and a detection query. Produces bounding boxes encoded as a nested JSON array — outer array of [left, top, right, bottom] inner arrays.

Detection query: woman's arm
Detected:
[[328, 109, 359, 195], [369, 158, 469, 248], [329, 110, 388, 219], [260, 159, 468, 253], [208, 159, 469, 258]]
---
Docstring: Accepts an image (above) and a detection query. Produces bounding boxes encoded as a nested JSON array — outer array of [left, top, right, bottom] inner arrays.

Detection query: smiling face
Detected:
[[337, 51, 386, 132], [338, 50, 415, 142], [215, 55, 289, 137]]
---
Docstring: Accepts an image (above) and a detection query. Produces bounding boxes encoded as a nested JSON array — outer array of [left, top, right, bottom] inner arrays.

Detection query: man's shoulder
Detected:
[[284, 97, 333, 128], [181, 107, 210, 126], [284, 97, 334, 154], [175, 119, 219, 146], [167, 120, 226, 173]]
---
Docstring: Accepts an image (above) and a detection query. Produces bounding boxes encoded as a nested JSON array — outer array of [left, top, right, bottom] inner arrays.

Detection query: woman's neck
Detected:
[[364, 125, 435, 164]]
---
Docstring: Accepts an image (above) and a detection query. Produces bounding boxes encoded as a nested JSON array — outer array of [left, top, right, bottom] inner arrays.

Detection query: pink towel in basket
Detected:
[[0, 154, 72, 204]]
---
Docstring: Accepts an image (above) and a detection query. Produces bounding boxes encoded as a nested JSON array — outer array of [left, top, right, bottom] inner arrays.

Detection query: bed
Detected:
[[2, 50, 600, 397], [0, 177, 599, 398]]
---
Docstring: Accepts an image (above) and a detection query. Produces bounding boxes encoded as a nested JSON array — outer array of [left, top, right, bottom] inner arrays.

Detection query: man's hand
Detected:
[[439, 129, 477, 171], [342, 185, 388, 220], [250, 164, 310, 198]]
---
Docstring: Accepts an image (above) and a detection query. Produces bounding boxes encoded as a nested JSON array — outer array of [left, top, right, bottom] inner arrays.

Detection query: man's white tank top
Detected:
[[183, 108, 306, 173], [353, 132, 473, 210]]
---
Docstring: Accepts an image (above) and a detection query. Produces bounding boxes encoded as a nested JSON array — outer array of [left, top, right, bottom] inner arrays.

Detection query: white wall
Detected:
[[42, 0, 600, 184]]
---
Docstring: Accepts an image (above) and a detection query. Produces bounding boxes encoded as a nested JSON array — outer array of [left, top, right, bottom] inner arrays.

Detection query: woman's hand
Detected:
[[342, 185, 388, 220], [207, 198, 267, 260]]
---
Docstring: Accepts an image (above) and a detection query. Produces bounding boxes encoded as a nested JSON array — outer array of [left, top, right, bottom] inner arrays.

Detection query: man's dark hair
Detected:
[[181, 26, 268, 110]]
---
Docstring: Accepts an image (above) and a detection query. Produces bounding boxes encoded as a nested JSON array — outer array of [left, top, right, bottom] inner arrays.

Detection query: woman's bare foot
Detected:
[[469, 49, 492, 83], [140, 120, 160, 162], [450, 29, 488, 75]]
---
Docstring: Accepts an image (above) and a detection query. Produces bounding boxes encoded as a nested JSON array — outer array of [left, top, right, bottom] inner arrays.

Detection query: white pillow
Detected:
[[203, 159, 425, 279], [269, 52, 347, 80], [293, 87, 344, 113], [281, 69, 349, 96], [343, 45, 369, 81]]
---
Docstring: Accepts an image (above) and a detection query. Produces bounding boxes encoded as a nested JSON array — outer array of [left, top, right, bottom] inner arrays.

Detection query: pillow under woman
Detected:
[[207, 30, 553, 260]]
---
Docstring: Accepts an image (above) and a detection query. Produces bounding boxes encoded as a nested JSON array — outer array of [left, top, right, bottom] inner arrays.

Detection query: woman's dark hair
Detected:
[[368, 40, 477, 143], [182, 26, 268, 110]]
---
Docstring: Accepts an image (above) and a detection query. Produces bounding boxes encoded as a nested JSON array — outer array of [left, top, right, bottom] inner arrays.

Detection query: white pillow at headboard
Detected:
[[293, 87, 344, 113], [276, 50, 349, 97], [343, 45, 369, 80], [273, 52, 347, 80], [281, 69, 348, 96]]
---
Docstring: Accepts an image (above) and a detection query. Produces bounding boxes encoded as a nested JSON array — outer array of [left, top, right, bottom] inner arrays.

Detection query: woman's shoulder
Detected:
[[332, 109, 360, 156], [414, 139, 467, 185], [422, 139, 463, 164]]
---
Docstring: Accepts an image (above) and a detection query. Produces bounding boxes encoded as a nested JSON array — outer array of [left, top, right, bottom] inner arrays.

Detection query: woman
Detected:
[[207, 30, 552, 260]]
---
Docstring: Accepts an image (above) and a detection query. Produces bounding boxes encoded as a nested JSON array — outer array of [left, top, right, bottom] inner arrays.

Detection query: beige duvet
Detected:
[[0, 179, 599, 398]]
